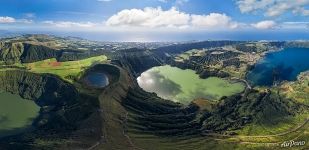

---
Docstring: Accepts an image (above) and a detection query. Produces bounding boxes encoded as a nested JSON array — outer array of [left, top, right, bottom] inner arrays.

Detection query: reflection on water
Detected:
[[0, 92, 40, 137], [137, 70, 182, 100], [247, 48, 309, 86], [137, 65, 245, 104], [84, 72, 109, 88]]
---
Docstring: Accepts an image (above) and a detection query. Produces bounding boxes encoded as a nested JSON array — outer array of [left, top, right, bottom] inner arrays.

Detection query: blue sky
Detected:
[[1, 0, 309, 41]]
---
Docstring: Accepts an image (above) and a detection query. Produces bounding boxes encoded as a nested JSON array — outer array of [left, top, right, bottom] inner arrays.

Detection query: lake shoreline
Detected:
[[247, 48, 309, 86], [137, 65, 245, 104], [0, 92, 40, 138]]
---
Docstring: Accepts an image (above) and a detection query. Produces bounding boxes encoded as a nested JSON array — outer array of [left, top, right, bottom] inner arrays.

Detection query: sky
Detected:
[[0, 0, 309, 41]]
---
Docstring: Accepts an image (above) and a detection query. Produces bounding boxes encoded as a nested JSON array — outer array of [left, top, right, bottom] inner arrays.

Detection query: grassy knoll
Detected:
[[25, 55, 107, 82]]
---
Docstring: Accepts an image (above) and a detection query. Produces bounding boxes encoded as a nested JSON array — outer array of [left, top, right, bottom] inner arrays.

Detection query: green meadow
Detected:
[[25, 55, 107, 82]]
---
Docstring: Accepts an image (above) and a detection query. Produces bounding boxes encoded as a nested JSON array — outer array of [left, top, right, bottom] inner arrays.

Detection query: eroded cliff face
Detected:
[[110, 47, 236, 80], [0, 70, 102, 150], [111, 48, 163, 77], [0, 42, 24, 64], [0, 42, 59, 64], [94, 63, 307, 150], [0, 70, 78, 106], [20, 43, 58, 63], [0, 64, 134, 150], [87, 63, 302, 149], [82, 63, 121, 86]]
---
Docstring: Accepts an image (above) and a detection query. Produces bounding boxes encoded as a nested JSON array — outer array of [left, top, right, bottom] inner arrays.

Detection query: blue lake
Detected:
[[84, 72, 109, 88], [247, 48, 309, 86]]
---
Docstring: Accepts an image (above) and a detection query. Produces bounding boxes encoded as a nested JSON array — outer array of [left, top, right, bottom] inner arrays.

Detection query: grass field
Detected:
[[25, 55, 107, 82]]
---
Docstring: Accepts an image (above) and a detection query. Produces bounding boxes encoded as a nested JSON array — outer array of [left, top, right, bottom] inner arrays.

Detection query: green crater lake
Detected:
[[137, 65, 245, 104], [0, 92, 40, 138]]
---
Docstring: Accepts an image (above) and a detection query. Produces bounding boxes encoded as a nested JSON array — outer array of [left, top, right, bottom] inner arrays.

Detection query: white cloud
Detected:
[[237, 0, 274, 13], [175, 0, 189, 6], [157, 0, 188, 5], [18, 19, 33, 24], [24, 13, 36, 18], [191, 13, 239, 29], [0, 16, 33, 24], [251, 20, 277, 29], [42, 21, 96, 28], [282, 21, 309, 29], [106, 7, 239, 29], [236, 0, 309, 17], [0, 16, 16, 23], [106, 7, 190, 28], [293, 7, 309, 16]]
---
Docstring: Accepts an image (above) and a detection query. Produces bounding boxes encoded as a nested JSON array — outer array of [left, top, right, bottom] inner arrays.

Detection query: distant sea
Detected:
[[2, 29, 309, 42]]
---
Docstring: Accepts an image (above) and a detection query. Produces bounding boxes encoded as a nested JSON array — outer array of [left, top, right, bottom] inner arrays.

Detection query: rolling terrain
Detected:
[[0, 35, 308, 150]]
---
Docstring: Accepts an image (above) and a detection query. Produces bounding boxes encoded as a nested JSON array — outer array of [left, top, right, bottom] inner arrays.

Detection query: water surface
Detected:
[[84, 72, 109, 88], [247, 48, 309, 86], [137, 65, 245, 104], [0, 92, 40, 137]]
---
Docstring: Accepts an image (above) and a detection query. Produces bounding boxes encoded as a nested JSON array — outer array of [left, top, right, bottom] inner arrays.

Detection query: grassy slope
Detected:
[[230, 78, 309, 149], [128, 114, 308, 150], [282, 72, 309, 105], [24, 55, 107, 82]]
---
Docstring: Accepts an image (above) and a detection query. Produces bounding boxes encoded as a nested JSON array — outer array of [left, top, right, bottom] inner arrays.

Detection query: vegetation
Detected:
[[25, 55, 107, 82], [0, 35, 308, 150], [280, 71, 309, 105], [0, 68, 102, 150], [121, 87, 308, 150]]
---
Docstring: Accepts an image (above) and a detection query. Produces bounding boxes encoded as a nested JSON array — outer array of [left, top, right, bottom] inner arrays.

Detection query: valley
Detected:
[[0, 35, 308, 150]]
